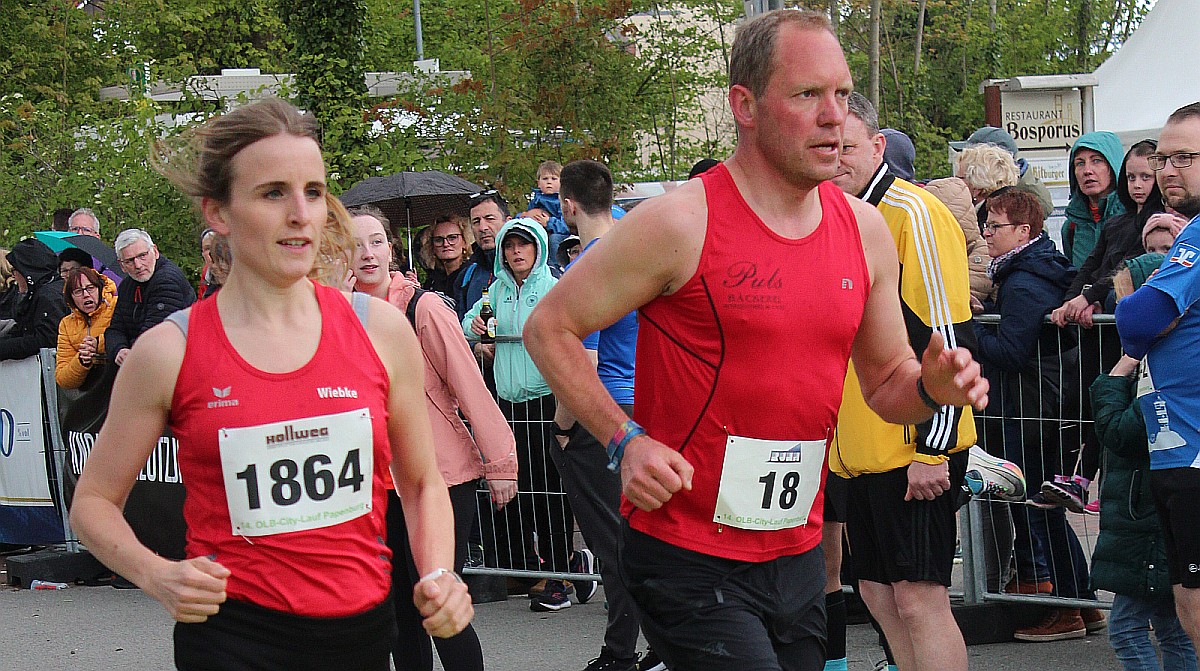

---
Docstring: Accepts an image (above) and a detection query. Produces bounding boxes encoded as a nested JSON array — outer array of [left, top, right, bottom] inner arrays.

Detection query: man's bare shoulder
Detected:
[[841, 193, 896, 283], [844, 195, 891, 245]]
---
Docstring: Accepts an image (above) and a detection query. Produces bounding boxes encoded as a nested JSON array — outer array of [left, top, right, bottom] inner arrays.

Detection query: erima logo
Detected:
[[317, 386, 359, 399], [265, 424, 330, 446], [207, 386, 239, 409], [1171, 244, 1199, 268]]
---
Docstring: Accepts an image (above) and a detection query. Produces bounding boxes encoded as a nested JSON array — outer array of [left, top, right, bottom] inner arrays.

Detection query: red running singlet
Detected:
[[171, 282, 394, 617], [627, 164, 870, 561]]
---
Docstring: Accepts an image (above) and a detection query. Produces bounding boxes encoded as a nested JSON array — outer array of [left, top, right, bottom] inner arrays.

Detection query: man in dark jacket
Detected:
[[0, 238, 69, 361], [106, 228, 195, 366], [455, 192, 507, 323]]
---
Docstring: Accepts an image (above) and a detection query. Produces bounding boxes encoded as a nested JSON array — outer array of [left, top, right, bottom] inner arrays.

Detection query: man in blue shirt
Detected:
[[1115, 101, 1200, 649], [540, 159, 654, 671]]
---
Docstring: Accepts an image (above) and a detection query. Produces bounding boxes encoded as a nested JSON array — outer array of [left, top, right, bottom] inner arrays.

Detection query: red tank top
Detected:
[[627, 164, 870, 561], [171, 282, 393, 617]]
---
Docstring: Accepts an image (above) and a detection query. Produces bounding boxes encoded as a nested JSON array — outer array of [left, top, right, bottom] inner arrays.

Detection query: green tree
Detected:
[[97, 0, 290, 84], [276, 0, 371, 189], [0, 1, 116, 105]]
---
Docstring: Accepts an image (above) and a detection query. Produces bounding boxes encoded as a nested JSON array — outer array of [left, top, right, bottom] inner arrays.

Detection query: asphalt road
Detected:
[[1, 563, 1123, 671]]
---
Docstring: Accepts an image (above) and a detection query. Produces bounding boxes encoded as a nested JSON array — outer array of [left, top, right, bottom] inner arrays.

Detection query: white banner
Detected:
[[0, 356, 54, 506]]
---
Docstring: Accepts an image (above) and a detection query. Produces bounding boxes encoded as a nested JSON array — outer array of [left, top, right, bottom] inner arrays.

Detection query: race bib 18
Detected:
[[219, 408, 374, 537], [713, 435, 825, 531]]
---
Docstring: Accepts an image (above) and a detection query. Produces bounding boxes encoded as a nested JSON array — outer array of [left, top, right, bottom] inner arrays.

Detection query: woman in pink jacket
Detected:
[[348, 204, 517, 671]]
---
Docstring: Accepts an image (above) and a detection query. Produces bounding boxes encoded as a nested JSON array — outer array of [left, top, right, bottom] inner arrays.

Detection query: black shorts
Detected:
[[1151, 468, 1200, 588], [174, 594, 395, 671], [844, 450, 968, 587], [620, 524, 827, 671], [824, 470, 848, 524]]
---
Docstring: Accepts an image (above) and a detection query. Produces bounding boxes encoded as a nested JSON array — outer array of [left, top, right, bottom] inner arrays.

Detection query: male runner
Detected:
[[524, 10, 987, 670]]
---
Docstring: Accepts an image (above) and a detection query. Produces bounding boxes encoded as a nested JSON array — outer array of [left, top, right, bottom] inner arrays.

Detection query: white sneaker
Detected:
[[963, 446, 1026, 502]]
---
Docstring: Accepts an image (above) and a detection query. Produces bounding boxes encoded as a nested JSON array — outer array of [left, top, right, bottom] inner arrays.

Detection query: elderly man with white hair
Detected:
[[106, 228, 195, 365], [67, 208, 103, 237]]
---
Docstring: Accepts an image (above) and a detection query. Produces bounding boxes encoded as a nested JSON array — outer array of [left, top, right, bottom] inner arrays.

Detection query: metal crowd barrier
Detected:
[[462, 318, 1131, 610], [961, 314, 1116, 610], [461, 334, 599, 584]]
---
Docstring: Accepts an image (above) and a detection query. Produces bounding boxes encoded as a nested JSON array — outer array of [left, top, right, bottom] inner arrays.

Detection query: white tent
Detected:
[[1094, 0, 1200, 145]]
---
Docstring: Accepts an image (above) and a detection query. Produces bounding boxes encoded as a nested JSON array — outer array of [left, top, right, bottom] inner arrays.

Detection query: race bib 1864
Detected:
[[713, 435, 825, 531], [219, 408, 374, 537]]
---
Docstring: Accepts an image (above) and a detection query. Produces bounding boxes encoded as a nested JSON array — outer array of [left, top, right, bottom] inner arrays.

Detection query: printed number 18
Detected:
[[236, 449, 364, 510], [758, 471, 801, 510]]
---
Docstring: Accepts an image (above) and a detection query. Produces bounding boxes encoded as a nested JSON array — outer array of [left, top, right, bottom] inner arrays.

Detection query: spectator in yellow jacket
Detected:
[[56, 266, 117, 389]]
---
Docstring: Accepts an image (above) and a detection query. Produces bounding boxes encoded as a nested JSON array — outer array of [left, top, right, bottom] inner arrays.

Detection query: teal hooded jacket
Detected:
[[461, 218, 557, 403], [1063, 131, 1127, 267]]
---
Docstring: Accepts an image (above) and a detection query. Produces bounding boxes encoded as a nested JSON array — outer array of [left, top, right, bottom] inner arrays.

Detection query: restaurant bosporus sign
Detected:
[[1000, 89, 1084, 151]]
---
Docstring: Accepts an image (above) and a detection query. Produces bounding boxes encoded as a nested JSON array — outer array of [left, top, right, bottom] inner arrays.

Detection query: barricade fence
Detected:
[[964, 314, 1115, 610], [465, 321, 1122, 612]]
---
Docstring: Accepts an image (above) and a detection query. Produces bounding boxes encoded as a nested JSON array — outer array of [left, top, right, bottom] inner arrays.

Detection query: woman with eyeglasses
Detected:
[[420, 213, 475, 297], [974, 187, 1103, 641], [55, 266, 118, 389]]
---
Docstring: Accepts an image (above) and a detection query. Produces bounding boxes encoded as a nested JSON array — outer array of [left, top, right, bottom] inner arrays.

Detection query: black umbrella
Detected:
[[339, 171, 482, 270], [34, 231, 125, 279]]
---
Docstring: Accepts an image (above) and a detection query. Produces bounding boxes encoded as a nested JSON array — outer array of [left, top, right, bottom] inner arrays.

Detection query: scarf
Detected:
[[987, 233, 1044, 279]]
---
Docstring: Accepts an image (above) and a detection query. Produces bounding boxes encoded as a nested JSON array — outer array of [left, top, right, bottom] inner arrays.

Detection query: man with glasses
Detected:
[[1117, 101, 1200, 650], [67, 208, 103, 238], [105, 229, 195, 366]]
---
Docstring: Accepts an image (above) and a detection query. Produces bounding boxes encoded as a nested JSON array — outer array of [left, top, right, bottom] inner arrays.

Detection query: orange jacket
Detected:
[[55, 275, 117, 389]]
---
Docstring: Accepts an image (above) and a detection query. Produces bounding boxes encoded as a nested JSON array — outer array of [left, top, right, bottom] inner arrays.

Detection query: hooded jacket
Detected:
[[461, 218, 556, 403], [375, 272, 517, 486], [0, 239, 69, 361], [1063, 132, 1128, 267], [105, 253, 196, 356], [1065, 143, 1164, 307], [1089, 370, 1171, 597], [55, 274, 118, 389]]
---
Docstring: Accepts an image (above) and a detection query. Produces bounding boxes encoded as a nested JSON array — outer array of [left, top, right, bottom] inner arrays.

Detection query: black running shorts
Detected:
[[824, 470, 849, 524], [844, 450, 968, 587], [620, 524, 827, 671], [1151, 467, 1200, 589], [174, 594, 395, 671]]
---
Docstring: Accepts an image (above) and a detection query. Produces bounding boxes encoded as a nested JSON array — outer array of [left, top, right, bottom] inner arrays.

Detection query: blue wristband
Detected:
[[606, 419, 645, 472]]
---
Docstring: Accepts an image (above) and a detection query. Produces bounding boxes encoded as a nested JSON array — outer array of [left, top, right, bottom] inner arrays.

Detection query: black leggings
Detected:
[[387, 483, 484, 671]]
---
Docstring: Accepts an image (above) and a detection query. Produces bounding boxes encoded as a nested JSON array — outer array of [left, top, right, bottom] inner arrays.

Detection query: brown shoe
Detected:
[[1081, 607, 1107, 633], [1004, 579, 1054, 595], [1014, 608, 1087, 642]]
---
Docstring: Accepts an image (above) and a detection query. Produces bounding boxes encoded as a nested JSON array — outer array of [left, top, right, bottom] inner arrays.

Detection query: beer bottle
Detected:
[[479, 290, 496, 344]]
